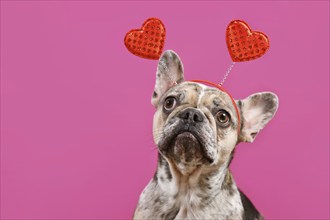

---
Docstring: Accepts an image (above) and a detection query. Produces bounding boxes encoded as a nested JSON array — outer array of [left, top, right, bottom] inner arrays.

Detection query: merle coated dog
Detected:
[[134, 50, 279, 220]]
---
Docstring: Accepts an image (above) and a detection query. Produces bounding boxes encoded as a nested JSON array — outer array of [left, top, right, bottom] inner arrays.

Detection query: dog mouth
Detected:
[[173, 132, 200, 149], [168, 131, 214, 164]]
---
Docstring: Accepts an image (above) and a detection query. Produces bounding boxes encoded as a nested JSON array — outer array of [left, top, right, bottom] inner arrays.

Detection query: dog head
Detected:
[[152, 50, 279, 175]]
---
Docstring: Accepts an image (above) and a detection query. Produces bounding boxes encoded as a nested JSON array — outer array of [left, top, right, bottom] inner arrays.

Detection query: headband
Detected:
[[124, 18, 270, 135]]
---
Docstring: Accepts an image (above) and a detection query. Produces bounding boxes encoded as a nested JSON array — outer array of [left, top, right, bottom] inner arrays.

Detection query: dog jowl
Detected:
[[134, 50, 279, 220]]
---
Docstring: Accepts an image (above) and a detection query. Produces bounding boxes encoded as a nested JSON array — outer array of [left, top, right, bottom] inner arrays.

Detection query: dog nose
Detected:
[[178, 108, 204, 123]]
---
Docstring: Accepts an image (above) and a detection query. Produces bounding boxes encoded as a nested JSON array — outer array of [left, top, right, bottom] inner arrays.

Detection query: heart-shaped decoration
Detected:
[[226, 20, 270, 62], [124, 18, 166, 60]]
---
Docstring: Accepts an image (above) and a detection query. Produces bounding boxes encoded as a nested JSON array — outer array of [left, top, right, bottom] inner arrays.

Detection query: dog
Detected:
[[133, 50, 279, 220]]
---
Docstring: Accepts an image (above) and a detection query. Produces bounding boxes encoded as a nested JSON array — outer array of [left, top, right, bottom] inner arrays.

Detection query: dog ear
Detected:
[[238, 92, 279, 143], [151, 50, 184, 106]]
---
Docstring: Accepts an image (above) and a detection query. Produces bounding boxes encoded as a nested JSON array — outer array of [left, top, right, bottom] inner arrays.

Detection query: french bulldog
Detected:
[[133, 50, 279, 220]]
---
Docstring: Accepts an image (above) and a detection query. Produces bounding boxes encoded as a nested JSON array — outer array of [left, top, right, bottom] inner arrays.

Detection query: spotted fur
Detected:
[[134, 50, 278, 220]]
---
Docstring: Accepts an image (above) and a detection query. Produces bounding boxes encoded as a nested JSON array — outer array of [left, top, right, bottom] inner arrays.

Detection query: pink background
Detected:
[[1, 1, 329, 219]]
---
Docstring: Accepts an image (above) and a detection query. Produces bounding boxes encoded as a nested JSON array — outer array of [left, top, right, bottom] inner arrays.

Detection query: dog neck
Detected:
[[155, 153, 237, 205]]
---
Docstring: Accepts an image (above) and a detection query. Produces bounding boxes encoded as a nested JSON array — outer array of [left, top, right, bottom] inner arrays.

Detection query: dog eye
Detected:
[[216, 110, 231, 126], [163, 97, 177, 111]]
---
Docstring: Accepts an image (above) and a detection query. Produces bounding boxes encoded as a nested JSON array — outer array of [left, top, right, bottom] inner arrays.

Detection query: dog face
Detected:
[[152, 50, 278, 175]]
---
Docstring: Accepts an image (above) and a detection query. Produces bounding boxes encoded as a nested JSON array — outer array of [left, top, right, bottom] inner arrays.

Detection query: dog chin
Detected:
[[167, 131, 214, 167]]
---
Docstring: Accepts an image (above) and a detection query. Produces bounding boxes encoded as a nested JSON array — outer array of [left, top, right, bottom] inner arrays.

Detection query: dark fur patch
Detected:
[[237, 100, 244, 132], [158, 153, 172, 181], [239, 189, 263, 220], [164, 161, 172, 181], [213, 97, 221, 106], [162, 208, 180, 220], [153, 170, 158, 181], [221, 171, 235, 196], [198, 175, 212, 192], [178, 92, 185, 102], [228, 148, 236, 166], [249, 93, 277, 115], [177, 62, 183, 77], [237, 100, 245, 143], [262, 93, 277, 114], [251, 132, 258, 139]]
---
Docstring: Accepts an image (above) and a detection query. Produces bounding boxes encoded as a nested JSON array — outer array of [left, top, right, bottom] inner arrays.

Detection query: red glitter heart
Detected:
[[124, 18, 166, 60], [226, 20, 270, 62]]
